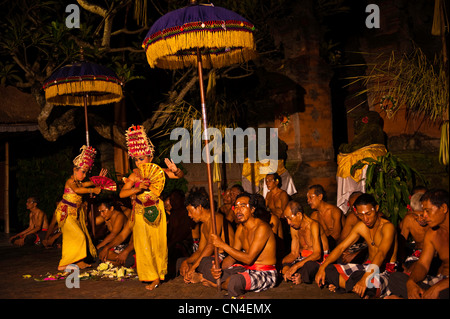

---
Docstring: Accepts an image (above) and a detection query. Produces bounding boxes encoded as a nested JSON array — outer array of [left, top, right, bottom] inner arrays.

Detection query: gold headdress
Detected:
[[73, 145, 96, 171], [125, 125, 155, 158]]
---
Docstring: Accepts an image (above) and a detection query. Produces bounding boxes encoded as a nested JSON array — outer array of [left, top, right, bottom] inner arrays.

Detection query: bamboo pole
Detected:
[[197, 48, 221, 292], [84, 94, 90, 147]]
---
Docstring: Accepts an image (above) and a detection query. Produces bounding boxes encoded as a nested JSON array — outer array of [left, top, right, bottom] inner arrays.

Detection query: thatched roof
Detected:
[[0, 86, 41, 133]]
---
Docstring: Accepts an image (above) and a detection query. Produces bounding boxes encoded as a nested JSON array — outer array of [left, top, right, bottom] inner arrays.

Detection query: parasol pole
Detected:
[[83, 94, 90, 147], [197, 47, 221, 291], [83, 93, 95, 238], [89, 193, 96, 239]]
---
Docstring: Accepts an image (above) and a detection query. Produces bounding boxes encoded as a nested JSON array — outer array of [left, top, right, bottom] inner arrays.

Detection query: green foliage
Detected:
[[351, 152, 427, 226], [14, 147, 74, 226], [0, 62, 22, 85]]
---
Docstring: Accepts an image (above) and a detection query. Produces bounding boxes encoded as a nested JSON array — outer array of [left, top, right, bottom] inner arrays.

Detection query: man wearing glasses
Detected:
[[204, 192, 278, 298]]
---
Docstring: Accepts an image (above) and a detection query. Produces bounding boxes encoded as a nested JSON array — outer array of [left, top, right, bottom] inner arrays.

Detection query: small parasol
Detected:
[[42, 55, 123, 146]]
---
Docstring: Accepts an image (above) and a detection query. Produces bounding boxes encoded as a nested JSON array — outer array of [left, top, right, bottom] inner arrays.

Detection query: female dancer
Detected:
[[55, 146, 102, 271], [120, 125, 183, 290]]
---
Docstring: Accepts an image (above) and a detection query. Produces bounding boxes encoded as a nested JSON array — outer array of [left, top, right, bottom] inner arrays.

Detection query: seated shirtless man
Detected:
[[308, 184, 343, 250], [282, 201, 329, 285], [339, 191, 367, 264], [387, 189, 449, 299], [95, 199, 130, 265], [203, 192, 278, 298], [10, 197, 49, 247], [219, 188, 237, 228], [177, 190, 234, 284], [315, 193, 397, 298], [398, 192, 430, 272], [265, 173, 289, 219]]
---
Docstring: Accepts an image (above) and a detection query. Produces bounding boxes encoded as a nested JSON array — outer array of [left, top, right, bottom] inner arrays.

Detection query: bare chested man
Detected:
[[308, 184, 343, 250], [339, 191, 367, 263], [10, 197, 49, 247], [265, 173, 289, 219], [219, 189, 236, 226], [388, 189, 449, 299], [339, 192, 363, 242], [96, 199, 130, 264], [204, 192, 278, 298], [399, 192, 430, 271], [177, 190, 235, 284], [282, 201, 329, 284], [98, 222, 135, 268], [315, 193, 397, 298], [229, 184, 244, 203]]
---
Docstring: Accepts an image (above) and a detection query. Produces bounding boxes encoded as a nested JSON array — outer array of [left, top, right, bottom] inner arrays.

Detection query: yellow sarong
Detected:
[[336, 144, 387, 182], [55, 190, 97, 267], [130, 190, 168, 282]]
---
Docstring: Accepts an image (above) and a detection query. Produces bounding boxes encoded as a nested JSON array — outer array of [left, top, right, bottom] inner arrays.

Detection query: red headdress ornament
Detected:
[[125, 125, 155, 158], [73, 145, 96, 171]]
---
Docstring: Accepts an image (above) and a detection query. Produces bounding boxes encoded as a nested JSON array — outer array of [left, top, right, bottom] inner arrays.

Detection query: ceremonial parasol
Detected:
[[42, 57, 123, 146], [142, 0, 257, 284]]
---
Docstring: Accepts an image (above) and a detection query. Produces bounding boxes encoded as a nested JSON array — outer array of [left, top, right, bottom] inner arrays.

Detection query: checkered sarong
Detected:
[[405, 249, 422, 263], [423, 273, 448, 286], [231, 264, 278, 293], [347, 242, 368, 253], [334, 262, 394, 297]]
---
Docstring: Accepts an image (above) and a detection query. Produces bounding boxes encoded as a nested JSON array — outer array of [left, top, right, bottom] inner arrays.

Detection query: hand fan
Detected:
[[137, 163, 166, 195], [90, 176, 117, 191]]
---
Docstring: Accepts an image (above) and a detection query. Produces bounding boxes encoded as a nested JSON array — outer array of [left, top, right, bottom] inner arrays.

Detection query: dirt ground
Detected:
[[0, 241, 360, 299], [0, 236, 447, 317]]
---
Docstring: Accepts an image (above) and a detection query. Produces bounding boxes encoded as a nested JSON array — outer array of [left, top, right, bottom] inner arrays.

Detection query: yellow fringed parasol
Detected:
[[142, 0, 257, 289], [43, 56, 123, 146], [142, 2, 257, 70]]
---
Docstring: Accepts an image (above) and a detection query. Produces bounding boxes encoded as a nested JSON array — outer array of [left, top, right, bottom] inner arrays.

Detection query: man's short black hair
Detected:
[[420, 189, 449, 209], [353, 193, 378, 208], [234, 191, 258, 209], [231, 184, 245, 193], [97, 197, 115, 209], [308, 184, 327, 201], [287, 201, 304, 215], [28, 196, 39, 204], [185, 190, 210, 209], [267, 172, 282, 188]]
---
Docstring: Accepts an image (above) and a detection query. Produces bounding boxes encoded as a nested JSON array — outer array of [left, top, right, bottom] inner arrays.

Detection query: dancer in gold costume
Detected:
[[55, 146, 102, 271], [120, 125, 183, 290]]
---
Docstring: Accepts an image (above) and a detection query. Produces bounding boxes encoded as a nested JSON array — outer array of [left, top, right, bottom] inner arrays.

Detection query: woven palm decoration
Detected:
[[125, 125, 155, 158], [73, 145, 96, 171]]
